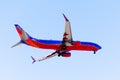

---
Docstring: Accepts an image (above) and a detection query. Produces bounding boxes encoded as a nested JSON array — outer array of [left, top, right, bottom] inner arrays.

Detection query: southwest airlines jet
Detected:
[[12, 14, 101, 63]]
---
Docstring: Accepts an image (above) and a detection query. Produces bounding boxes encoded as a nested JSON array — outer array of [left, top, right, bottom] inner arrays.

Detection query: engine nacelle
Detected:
[[62, 52, 71, 57]]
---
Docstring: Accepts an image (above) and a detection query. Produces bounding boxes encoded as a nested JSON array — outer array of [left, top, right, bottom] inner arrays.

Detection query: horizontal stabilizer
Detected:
[[11, 41, 21, 48]]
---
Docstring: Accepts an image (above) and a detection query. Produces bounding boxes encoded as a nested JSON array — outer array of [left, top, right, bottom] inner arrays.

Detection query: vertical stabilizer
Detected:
[[14, 24, 30, 40], [12, 24, 31, 48]]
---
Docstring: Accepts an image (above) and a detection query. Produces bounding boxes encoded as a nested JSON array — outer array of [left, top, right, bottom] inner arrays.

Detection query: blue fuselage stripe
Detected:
[[32, 39, 101, 49], [35, 39, 62, 44]]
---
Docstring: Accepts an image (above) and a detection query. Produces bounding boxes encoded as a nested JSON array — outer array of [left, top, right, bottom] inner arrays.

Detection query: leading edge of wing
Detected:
[[31, 51, 58, 63]]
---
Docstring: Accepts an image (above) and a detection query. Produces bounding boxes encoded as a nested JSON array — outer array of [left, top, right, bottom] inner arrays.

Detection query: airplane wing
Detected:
[[62, 14, 73, 46], [31, 14, 73, 63], [31, 51, 58, 63]]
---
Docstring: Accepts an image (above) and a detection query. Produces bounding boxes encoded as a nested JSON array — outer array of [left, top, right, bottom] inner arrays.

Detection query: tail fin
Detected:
[[11, 24, 31, 48], [14, 24, 30, 40]]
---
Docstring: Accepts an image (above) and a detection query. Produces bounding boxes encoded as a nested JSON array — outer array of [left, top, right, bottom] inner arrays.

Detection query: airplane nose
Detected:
[[98, 45, 102, 50]]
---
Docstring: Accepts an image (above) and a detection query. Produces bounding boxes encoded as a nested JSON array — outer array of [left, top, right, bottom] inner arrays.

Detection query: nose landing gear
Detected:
[[93, 51, 96, 54]]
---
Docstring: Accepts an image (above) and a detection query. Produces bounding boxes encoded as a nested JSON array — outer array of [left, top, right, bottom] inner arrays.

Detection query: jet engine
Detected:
[[62, 52, 71, 57]]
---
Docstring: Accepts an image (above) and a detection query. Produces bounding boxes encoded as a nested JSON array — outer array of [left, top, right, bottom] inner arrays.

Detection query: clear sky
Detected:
[[0, 0, 120, 80]]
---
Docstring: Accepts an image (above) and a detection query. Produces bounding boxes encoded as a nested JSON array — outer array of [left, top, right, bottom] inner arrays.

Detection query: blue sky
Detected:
[[0, 0, 120, 80]]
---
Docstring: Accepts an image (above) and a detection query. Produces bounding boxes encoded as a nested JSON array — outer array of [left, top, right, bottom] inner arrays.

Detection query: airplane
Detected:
[[12, 14, 102, 63]]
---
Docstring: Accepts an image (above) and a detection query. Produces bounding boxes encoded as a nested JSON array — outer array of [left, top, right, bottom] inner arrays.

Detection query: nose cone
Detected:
[[97, 45, 102, 51], [92, 43, 102, 50], [94, 43, 102, 50], [80, 42, 102, 50]]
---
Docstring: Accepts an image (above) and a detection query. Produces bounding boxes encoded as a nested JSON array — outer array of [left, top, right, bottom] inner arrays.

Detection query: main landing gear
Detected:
[[58, 52, 66, 57], [58, 52, 62, 57]]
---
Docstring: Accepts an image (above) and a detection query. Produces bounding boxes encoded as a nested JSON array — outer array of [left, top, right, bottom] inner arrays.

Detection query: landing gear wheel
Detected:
[[93, 51, 96, 54]]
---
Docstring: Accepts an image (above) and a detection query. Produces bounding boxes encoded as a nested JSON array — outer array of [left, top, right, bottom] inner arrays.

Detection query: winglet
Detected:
[[63, 14, 69, 21], [31, 56, 36, 64]]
